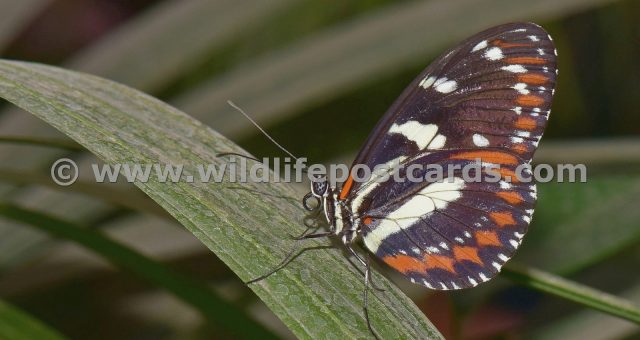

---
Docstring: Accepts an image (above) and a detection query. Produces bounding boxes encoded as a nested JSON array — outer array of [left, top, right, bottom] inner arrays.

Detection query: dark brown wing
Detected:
[[341, 22, 557, 290]]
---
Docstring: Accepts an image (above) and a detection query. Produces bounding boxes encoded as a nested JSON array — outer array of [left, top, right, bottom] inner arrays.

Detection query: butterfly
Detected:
[[248, 21, 556, 336], [299, 21, 557, 290]]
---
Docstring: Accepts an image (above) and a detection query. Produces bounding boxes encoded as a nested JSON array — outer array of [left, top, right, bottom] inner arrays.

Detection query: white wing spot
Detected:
[[472, 40, 488, 52], [492, 262, 502, 270], [509, 239, 519, 248], [523, 215, 531, 223], [515, 232, 524, 239], [498, 253, 509, 262], [412, 247, 421, 254], [513, 83, 530, 95], [468, 277, 478, 286], [388, 121, 438, 150], [440, 282, 448, 290], [464, 231, 472, 238], [511, 136, 525, 143], [517, 131, 531, 137], [452, 282, 461, 290], [362, 179, 465, 253], [537, 48, 545, 55], [435, 79, 458, 93], [455, 237, 464, 244], [512, 106, 522, 115], [479, 273, 489, 282], [472, 133, 490, 147], [484, 47, 504, 61], [428, 134, 447, 149], [528, 35, 540, 41], [502, 65, 527, 73], [499, 181, 512, 189], [426, 246, 440, 254], [419, 76, 437, 89]]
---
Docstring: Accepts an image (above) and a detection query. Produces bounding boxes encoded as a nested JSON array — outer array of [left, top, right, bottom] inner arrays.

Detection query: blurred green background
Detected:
[[0, 0, 639, 339]]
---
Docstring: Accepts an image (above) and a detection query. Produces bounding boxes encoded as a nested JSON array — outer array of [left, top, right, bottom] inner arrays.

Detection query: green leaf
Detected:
[[0, 203, 277, 339], [0, 298, 66, 340], [0, 59, 442, 339], [502, 263, 640, 324]]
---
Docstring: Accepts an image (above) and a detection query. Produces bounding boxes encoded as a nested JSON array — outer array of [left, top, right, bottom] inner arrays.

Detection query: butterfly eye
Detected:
[[310, 179, 328, 197], [302, 192, 321, 211]]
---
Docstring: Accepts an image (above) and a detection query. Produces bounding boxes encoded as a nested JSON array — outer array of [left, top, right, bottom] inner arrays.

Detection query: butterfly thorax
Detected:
[[308, 180, 358, 244]]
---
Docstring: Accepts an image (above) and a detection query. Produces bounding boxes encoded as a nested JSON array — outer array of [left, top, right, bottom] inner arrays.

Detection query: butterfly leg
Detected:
[[346, 244, 381, 340], [246, 232, 333, 284]]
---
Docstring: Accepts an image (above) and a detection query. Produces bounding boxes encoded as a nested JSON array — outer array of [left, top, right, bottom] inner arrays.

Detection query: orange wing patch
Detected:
[[496, 191, 523, 204], [506, 56, 547, 65], [492, 167, 519, 183], [451, 151, 518, 165], [475, 230, 502, 247], [383, 253, 456, 274], [516, 95, 545, 107], [512, 144, 528, 154], [518, 73, 549, 85], [339, 174, 354, 200], [425, 254, 456, 273], [383, 254, 426, 274], [453, 246, 483, 265], [514, 116, 538, 130], [491, 39, 530, 48], [490, 211, 517, 227]]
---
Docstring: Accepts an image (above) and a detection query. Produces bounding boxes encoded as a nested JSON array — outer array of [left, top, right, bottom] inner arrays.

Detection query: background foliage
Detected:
[[0, 0, 639, 339]]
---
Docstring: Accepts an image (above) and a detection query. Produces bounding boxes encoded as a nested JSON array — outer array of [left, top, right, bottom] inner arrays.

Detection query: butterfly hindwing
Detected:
[[342, 22, 557, 289]]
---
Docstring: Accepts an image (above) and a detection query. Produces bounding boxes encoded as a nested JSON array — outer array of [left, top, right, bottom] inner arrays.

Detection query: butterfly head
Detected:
[[303, 176, 329, 211]]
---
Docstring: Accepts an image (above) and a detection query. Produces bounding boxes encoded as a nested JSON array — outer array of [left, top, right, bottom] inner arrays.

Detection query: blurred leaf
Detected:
[[0, 0, 49, 51], [534, 138, 640, 165], [0, 135, 83, 151], [0, 169, 170, 219], [524, 282, 640, 340], [0, 203, 277, 339], [0, 60, 442, 339], [174, 0, 620, 138], [502, 263, 640, 324], [518, 175, 640, 274], [69, 0, 298, 93], [0, 298, 65, 340]]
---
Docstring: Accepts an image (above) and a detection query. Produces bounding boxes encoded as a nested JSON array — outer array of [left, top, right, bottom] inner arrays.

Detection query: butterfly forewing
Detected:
[[342, 22, 557, 290]]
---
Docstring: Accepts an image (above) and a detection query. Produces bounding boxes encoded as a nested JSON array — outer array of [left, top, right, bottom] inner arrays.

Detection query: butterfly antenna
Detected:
[[227, 100, 299, 161]]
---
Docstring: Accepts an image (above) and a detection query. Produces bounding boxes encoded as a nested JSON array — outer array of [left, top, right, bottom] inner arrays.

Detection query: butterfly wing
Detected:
[[341, 22, 557, 289]]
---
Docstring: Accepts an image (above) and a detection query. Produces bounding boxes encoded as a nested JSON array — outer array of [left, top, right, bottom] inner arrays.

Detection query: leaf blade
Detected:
[[0, 59, 442, 339], [0, 298, 66, 340]]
